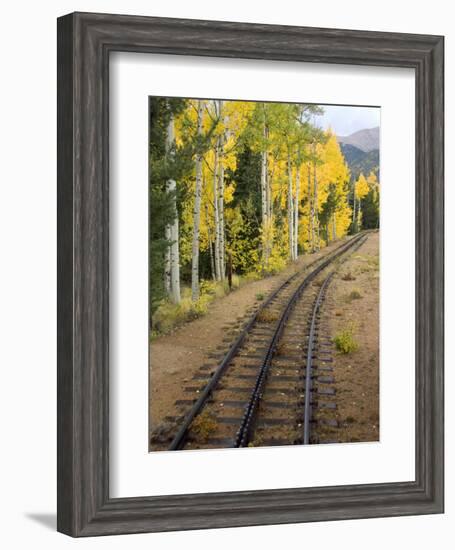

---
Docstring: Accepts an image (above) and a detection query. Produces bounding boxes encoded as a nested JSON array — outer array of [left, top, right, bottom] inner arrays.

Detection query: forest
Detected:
[[149, 98, 380, 331]]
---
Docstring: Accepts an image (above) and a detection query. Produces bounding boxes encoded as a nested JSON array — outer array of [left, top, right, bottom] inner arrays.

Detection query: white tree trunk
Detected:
[[213, 139, 221, 281], [332, 212, 337, 241], [218, 159, 225, 279], [260, 116, 269, 270], [313, 156, 320, 250], [164, 225, 171, 294], [265, 153, 272, 265], [217, 100, 226, 279], [287, 154, 295, 260], [261, 148, 268, 268], [261, 151, 267, 225], [205, 204, 216, 281], [191, 101, 204, 301], [307, 163, 314, 251], [357, 199, 361, 230], [352, 181, 357, 231], [165, 110, 180, 304], [294, 164, 300, 259], [168, 179, 181, 303]]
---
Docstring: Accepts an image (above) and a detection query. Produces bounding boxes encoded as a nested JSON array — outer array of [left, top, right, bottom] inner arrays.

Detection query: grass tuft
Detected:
[[344, 289, 362, 303]]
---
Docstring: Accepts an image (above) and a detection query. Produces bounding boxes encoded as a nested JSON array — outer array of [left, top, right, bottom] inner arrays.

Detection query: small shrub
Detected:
[[333, 325, 358, 354], [188, 299, 208, 320], [255, 292, 265, 301], [257, 309, 279, 323], [341, 271, 356, 281], [190, 411, 217, 440], [200, 279, 217, 296], [349, 289, 362, 300]]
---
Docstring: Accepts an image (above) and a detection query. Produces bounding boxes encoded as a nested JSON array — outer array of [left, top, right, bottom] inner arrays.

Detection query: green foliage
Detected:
[[226, 146, 262, 274], [348, 289, 362, 300], [319, 183, 339, 241], [361, 187, 380, 229], [333, 324, 358, 354], [149, 185, 174, 317], [149, 97, 191, 319]]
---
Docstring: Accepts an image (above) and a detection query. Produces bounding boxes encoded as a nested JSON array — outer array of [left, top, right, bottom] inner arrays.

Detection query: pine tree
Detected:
[[149, 97, 188, 320], [362, 171, 380, 229], [352, 173, 369, 231]]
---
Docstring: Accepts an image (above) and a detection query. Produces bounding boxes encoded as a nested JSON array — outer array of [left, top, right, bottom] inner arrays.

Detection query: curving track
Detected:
[[160, 232, 369, 451]]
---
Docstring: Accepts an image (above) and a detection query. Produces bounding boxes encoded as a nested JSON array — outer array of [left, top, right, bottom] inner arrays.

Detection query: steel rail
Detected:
[[167, 258, 300, 450], [303, 272, 334, 444], [303, 234, 367, 444], [168, 232, 366, 450], [234, 233, 367, 448]]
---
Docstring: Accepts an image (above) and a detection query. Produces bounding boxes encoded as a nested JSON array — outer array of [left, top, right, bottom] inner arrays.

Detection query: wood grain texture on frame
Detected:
[[57, 12, 444, 536]]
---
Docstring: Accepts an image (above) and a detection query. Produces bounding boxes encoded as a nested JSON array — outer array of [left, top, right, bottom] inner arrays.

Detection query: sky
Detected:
[[312, 104, 380, 136]]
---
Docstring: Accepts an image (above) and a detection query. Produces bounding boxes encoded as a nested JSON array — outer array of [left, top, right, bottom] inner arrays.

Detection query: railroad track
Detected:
[[154, 232, 369, 451]]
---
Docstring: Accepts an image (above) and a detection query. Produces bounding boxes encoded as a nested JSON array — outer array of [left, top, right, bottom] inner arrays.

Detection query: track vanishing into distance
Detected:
[[152, 232, 369, 451]]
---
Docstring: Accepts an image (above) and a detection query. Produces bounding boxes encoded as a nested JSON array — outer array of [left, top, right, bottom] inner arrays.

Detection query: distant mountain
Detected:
[[340, 143, 379, 182], [337, 127, 379, 153]]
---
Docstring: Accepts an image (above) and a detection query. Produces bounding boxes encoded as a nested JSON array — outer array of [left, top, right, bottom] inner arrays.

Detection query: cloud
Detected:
[[313, 104, 380, 136]]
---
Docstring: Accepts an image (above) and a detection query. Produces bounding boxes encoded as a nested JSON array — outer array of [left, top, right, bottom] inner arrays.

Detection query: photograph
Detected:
[[149, 97, 380, 451]]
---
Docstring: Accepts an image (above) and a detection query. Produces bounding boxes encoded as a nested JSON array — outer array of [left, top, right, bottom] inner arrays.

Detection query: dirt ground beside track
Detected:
[[322, 232, 380, 443]]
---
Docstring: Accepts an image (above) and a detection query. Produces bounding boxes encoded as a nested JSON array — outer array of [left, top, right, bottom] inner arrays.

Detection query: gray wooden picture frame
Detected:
[[57, 12, 444, 537]]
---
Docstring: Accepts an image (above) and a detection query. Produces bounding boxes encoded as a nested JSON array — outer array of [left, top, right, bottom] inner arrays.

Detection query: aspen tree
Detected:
[[260, 105, 270, 270], [205, 203, 216, 280], [165, 108, 181, 304], [287, 153, 295, 260], [218, 100, 226, 279], [191, 100, 204, 301], [313, 146, 320, 251], [307, 161, 314, 251], [294, 151, 301, 259], [213, 135, 221, 281], [164, 225, 171, 294]]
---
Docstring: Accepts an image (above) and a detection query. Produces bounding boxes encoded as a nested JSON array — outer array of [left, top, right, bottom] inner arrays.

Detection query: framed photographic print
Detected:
[[57, 12, 444, 536]]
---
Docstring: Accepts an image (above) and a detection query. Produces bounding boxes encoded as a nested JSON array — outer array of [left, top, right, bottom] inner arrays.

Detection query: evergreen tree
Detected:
[[361, 171, 380, 229], [149, 97, 189, 319], [227, 145, 262, 273]]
